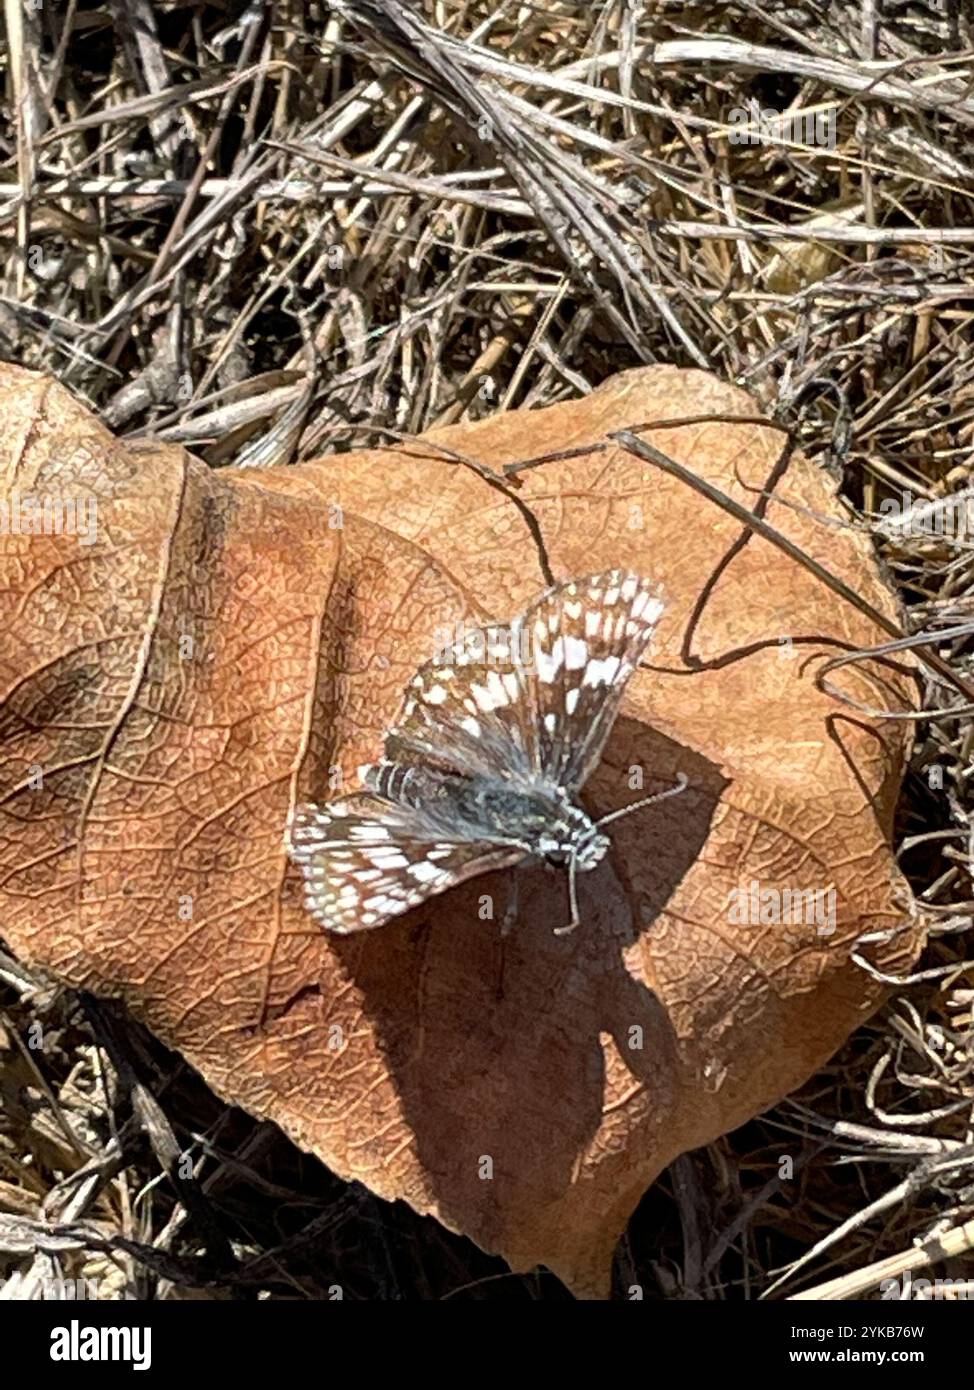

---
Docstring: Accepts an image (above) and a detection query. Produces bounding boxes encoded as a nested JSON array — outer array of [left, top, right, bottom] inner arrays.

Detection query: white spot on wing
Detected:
[[583, 654, 622, 686], [535, 645, 562, 683], [350, 825, 390, 841], [486, 670, 509, 706], [632, 592, 664, 623], [562, 635, 588, 670], [363, 895, 400, 915], [470, 684, 491, 710], [409, 861, 442, 884], [368, 851, 409, 869]]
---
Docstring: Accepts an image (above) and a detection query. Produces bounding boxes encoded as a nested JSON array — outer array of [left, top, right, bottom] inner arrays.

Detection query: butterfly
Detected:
[[287, 569, 686, 935]]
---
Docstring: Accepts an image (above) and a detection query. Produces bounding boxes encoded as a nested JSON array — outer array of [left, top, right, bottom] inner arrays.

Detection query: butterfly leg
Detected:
[[500, 871, 520, 937], [494, 874, 521, 1004], [553, 858, 581, 936]]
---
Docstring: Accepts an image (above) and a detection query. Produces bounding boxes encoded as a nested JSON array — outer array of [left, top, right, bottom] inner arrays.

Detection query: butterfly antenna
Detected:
[[554, 857, 581, 936], [596, 772, 688, 828]]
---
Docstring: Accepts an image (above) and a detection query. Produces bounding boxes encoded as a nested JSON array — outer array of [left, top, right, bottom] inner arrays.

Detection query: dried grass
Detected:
[[1, 0, 972, 1300]]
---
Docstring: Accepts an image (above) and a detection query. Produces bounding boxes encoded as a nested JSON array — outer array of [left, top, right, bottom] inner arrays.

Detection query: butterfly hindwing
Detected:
[[288, 796, 523, 933], [383, 620, 536, 782]]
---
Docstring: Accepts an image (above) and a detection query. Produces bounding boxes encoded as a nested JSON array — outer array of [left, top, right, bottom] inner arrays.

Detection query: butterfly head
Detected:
[[535, 800, 610, 873]]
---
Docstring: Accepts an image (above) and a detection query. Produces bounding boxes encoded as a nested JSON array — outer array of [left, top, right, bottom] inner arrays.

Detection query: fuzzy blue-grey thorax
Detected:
[[366, 762, 610, 869]]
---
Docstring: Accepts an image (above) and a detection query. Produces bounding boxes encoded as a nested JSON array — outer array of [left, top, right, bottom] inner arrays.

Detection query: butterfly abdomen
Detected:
[[366, 760, 421, 803], [366, 760, 573, 855]]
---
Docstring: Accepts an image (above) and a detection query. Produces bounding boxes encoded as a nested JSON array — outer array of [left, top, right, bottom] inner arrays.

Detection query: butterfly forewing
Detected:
[[289, 796, 522, 933], [382, 569, 662, 796], [521, 570, 665, 791]]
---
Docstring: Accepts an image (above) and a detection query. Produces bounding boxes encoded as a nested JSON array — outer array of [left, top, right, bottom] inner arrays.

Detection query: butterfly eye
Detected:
[[537, 835, 571, 867]]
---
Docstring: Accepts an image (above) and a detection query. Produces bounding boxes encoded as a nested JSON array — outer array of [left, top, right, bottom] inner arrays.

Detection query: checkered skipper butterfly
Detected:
[[288, 569, 686, 935]]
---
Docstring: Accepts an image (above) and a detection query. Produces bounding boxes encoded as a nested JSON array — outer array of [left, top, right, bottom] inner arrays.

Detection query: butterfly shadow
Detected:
[[326, 717, 727, 1261]]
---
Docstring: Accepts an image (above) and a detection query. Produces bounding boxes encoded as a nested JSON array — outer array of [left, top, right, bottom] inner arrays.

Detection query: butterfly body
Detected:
[[366, 760, 609, 870], [289, 569, 679, 935]]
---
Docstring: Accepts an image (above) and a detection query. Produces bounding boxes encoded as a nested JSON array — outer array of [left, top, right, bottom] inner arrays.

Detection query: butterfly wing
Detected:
[[288, 795, 524, 934], [382, 570, 663, 796], [383, 620, 537, 782], [519, 570, 665, 792]]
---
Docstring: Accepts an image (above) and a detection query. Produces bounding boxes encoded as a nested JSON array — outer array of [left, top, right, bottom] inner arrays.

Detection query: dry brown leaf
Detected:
[[0, 363, 923, 1296]]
